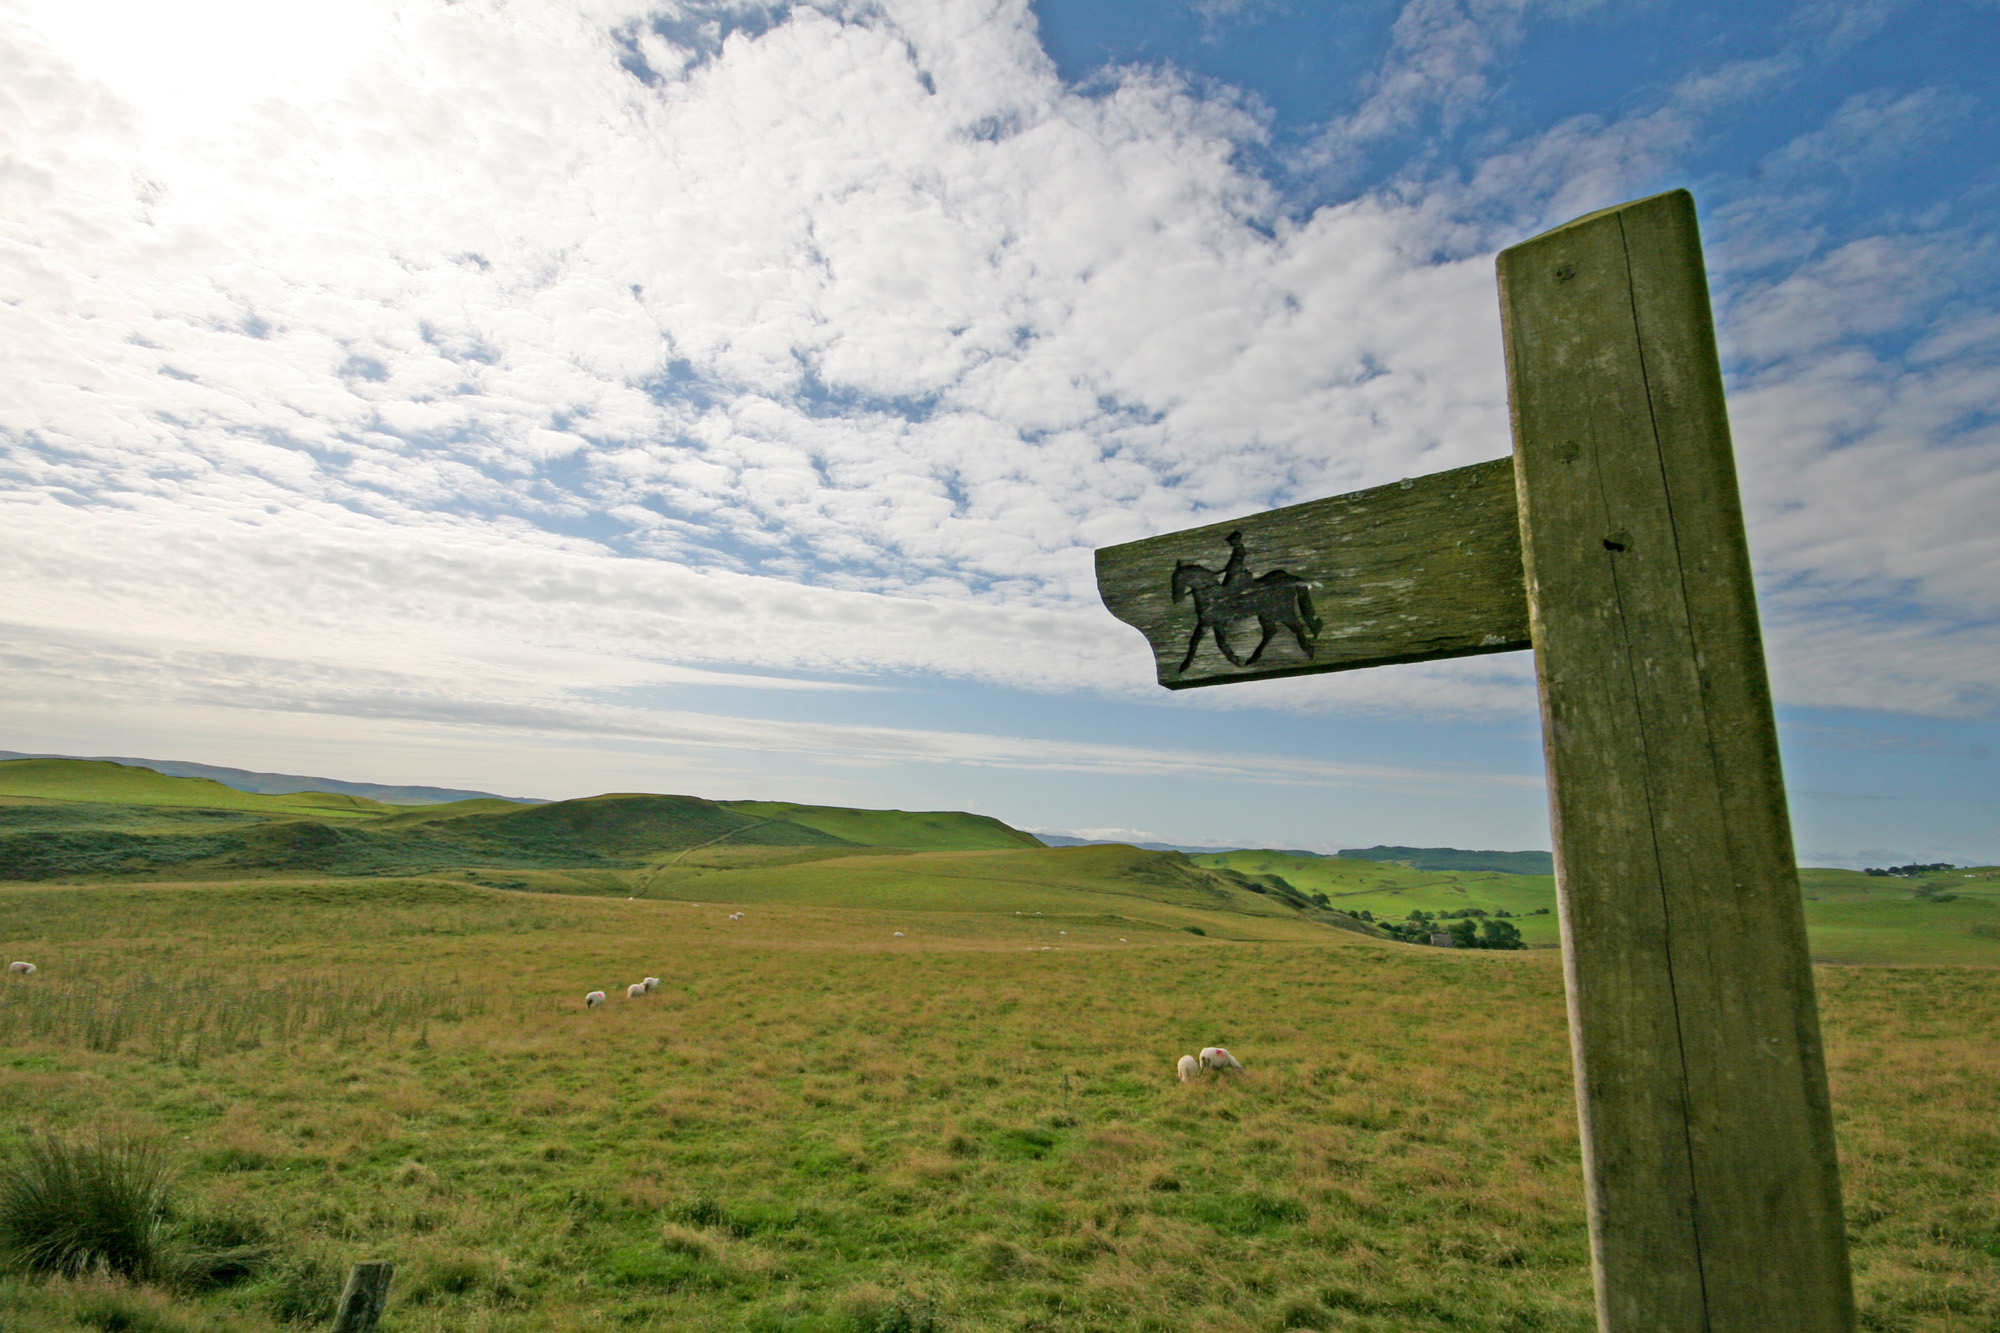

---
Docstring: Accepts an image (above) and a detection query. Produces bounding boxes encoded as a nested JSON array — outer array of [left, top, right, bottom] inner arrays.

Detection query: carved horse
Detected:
[[1171, 533, 1321, 672]]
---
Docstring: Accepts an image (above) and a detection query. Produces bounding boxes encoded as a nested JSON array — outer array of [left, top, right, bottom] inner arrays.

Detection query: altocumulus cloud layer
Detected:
[[1, 0, 1996, 795]]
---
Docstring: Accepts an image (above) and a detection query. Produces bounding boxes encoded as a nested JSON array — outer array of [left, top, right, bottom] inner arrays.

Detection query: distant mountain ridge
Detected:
[[1036, 834, 1324, 857], [0, 751, 541, 806], [1337, 845, 1555, 876]]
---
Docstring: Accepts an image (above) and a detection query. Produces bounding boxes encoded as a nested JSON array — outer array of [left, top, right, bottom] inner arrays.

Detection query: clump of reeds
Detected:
[[0, 1133, 173, 1281], [0, 1132, 268, 1290]]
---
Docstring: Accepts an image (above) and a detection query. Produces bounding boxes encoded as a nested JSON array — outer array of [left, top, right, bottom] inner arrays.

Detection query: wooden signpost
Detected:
[[1096, 190, 1854, 1333]]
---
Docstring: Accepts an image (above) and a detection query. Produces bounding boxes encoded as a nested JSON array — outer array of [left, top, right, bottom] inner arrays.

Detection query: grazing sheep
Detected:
[[893, 931, 905, 938], [627, 983, 646, 999], [1199, 1046, 1244, 1072], [7, 961, 35, 976], [642, 977, 660, 992], [585, 991, 607, 1009], [1176, 1054, 1200, 1082]]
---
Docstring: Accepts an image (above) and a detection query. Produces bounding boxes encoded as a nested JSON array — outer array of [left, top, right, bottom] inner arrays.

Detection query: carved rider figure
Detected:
[[1219, 530, 1252, 593]]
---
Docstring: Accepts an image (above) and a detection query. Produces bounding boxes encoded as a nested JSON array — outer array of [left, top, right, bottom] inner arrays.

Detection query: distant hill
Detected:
[[725, 801, 1044, 851], [451, 794, 850, 857], [0, 783, 854, 881], [1337, 845, 1555, 876], [0, 761, 1076, 881], [1036, 833, 1323, 857], [633, 841, 1383, 938], [0, 758, 400, 818], [0, 751, 538, 806]]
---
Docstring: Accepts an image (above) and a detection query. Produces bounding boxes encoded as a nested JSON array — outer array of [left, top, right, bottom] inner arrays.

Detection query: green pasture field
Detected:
[[0, 874, 1995, 1333], [1193, 852, 2000, 965], [0, 758, 1995, 1330]]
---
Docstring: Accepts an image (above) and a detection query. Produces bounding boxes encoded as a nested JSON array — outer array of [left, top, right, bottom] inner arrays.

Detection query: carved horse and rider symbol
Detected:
[[1171, 531, 1321, 672]]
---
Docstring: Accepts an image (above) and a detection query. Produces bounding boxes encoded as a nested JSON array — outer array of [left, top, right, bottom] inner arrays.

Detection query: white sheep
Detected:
[[627, 983, 646, 999], [1199, 1046, 1244, 1072], [585, 990, 606, 1009], [7, 961, 35, 976], [642, 977, 660, 992], [1176, 1054, 1200, 1082], [893, 931, 905, 938]]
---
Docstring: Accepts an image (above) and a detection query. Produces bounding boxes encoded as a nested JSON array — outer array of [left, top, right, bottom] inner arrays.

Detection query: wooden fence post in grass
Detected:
[[331, 1261, 393, 1333], [1095, 189, 1855, 1332]]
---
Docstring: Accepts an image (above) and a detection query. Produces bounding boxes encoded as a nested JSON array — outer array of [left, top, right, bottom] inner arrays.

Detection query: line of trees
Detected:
[[1379, 909, 1526, 950]]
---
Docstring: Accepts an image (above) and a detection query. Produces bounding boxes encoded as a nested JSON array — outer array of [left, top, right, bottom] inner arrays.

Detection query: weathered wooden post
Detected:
[[331, 1260, 393, 1333], [1095, 190, 1853, 1332]]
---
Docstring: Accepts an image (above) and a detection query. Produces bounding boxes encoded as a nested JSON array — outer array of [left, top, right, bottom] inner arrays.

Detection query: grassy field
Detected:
[[0, 872, 1994, 1333], [0, 759, 1995, 1331], [1193, 851, 2000, 964]]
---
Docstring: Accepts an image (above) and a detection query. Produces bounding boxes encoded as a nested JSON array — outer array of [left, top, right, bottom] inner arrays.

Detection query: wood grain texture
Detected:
[[1500, 189, 1853, 1333], [331, 1261, 394, 1333], [1095, 457, 1529, 690]]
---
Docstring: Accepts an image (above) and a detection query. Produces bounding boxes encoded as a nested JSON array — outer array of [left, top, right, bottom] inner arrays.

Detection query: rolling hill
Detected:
[[0, 771, 856, 881], [3, 756, 1994, 964], [0, 750, 537, 805], [633, 840, 1377, 941], [0, 758, 399, 818], [0, 759, 1377, 941], [718, 800, 1045, 851]]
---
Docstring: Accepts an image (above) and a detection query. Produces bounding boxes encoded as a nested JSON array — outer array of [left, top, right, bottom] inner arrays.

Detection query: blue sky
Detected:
[[1, 0, 1994, 865]]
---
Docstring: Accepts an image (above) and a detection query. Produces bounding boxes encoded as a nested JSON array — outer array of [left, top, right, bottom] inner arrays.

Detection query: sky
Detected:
[[1, 0, 1994, 866]]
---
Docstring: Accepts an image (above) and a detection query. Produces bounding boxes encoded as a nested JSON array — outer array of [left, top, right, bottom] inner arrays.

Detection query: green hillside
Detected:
[[638, 842, 1370, 940], [450, 793, 852, 856], [0, 790, 852, 882], [1196, 849, 1557, 915], [1189, 851, 2000, 963], [368, 798, 541, 827], [1797, 864, 2000, 965], [718, 800, 1044, 850], [0, 758, 395, 818], [6, 756, 1994, 965]]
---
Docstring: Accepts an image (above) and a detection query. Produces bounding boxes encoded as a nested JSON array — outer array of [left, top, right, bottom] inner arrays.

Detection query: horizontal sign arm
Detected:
[[1094, 456, 1531, 690]]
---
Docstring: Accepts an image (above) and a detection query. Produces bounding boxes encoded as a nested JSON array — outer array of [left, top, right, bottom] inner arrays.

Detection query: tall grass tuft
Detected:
[[0, 971, 482, 1059], [0, 1133, 173, 1281]]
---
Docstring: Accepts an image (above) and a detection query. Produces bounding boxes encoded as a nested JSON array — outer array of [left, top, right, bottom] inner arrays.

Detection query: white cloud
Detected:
[[0, 0, 1994, 786]]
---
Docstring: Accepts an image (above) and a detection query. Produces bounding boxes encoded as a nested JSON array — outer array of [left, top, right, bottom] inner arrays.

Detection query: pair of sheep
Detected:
[[1176, 1047, 1243, 1081], [7, 961, 35, 976], [584, 976, 659, 1008]]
